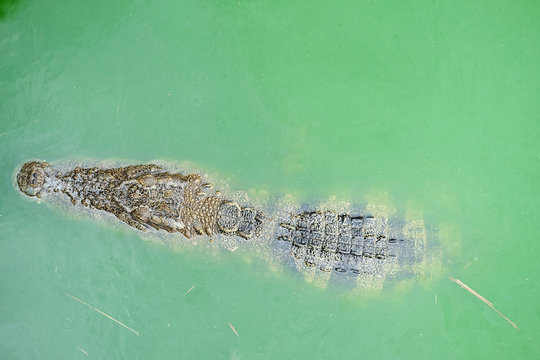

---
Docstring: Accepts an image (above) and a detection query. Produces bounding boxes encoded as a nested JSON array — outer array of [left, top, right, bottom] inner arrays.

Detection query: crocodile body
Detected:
[[17, 160, 433, 281]]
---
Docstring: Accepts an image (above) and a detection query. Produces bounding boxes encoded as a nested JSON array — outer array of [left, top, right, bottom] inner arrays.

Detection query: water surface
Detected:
[[1, 0, 539, 358]]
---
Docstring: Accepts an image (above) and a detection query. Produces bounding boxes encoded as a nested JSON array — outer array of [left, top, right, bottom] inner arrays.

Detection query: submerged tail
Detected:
[[275, 210, 425, 278]]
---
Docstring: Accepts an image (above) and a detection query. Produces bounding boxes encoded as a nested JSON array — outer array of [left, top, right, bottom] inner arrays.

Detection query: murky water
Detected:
[[1, 0, 539, 358]]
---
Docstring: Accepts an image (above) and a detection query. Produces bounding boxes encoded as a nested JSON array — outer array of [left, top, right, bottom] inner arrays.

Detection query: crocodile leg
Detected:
[[113, 207, 150, 232]]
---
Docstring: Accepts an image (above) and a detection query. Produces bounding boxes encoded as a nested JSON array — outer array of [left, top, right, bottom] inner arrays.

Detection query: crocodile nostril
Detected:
[[30, 171, 38, 185]]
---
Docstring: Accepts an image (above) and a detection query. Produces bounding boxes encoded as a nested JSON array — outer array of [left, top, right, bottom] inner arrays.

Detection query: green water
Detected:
[[1, 0, 539, 358]]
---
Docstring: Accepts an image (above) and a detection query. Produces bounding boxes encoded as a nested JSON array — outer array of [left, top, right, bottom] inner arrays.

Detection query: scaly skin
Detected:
[[16, 161, 263, 239], [277, 211, 417, 276], [17, 161, 433, 279]]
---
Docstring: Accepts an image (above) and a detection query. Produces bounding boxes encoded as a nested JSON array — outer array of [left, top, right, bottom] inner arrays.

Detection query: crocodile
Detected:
[[16, 160, 433, 281]]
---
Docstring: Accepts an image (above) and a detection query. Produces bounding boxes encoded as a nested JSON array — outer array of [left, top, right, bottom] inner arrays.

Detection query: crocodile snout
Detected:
[[17, 161, 50, 198]]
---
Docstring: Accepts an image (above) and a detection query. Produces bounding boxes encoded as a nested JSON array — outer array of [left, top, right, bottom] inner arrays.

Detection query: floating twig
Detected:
[[449, 277, 518, 329], [184, 286, 195, 296], [228, 322, 239, 337], [66, 293, 140, 335]]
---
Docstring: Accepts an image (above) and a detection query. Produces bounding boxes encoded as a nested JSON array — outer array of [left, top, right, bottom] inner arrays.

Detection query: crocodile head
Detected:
[[17, 161, 50, 198]]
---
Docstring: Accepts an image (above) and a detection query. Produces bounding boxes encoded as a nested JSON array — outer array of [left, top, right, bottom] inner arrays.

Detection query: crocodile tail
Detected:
[[277, 211, 415, 276]]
